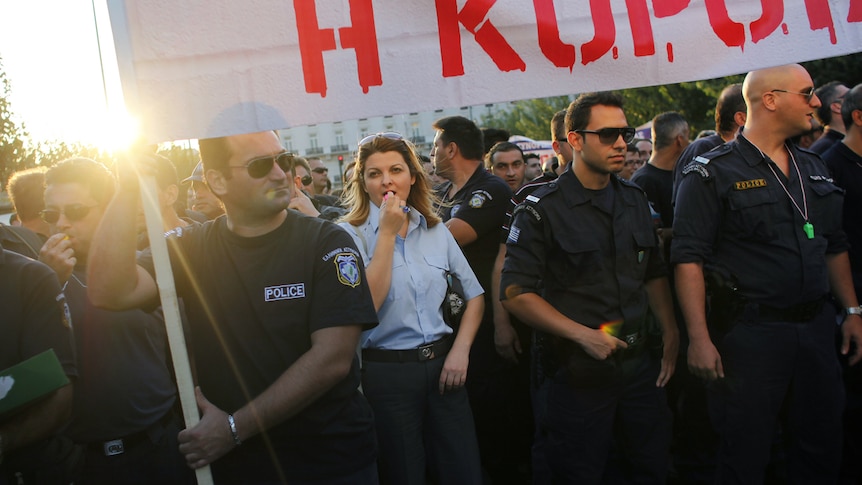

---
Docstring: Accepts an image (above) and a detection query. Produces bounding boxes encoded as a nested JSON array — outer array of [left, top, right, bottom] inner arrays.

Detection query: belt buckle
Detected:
[[418, 343, 434, 361], [103, 439, 125, 456]]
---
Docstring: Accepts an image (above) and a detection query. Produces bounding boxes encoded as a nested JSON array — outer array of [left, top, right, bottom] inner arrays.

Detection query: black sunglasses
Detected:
[[770, 87, 816, 103], [40, 204, 100, 224], [575, 127, 637, 145], [300, 175, 313, 186], [231, 152, 294, 179], [358, 132, 405, 146], [311, 167, 328, 174]]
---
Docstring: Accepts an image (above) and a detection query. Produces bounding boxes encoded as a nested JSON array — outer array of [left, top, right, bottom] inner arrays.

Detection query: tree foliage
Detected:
[[477, 52, 861, 141], [0, 57, 31, 189]]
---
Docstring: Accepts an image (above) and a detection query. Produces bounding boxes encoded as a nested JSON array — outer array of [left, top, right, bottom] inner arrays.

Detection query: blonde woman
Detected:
[[340, 133, 483, 485]]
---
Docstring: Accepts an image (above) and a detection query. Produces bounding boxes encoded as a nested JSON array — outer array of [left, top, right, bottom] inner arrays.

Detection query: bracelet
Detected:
[[227, 414, 242, 446]]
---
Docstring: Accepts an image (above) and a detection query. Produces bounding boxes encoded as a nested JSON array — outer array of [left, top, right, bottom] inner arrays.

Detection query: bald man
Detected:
[[672, 64, 862, 483]]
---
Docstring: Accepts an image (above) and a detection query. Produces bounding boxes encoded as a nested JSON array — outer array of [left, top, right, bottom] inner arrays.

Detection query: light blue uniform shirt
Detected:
[[340, 203, 483, 350]]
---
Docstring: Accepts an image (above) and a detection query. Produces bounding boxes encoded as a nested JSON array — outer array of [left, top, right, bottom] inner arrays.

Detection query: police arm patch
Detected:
[[334, 252, 361, 287], [682, 163, 710, 179]]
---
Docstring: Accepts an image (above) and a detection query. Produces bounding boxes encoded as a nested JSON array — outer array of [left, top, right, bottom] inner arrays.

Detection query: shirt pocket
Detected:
[[422, 254, 450, 304], [809, 180, 844, 236], [726, 188, 779, 240], [628, 230, 657, 281], [554, 236, 602, 285]]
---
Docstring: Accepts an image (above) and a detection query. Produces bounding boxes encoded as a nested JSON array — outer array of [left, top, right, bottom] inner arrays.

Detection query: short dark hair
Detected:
[[6, 167, 46, 221], [652, 112, 688, 150], [198, 136, 232, 178], [433, 116, 484, 161], [481, 127, 511, 155], [524, 152, 541, 162], [841, 83, 862, 129], [551, 109, 567, 141], [715, 83, 745, 134], [565, 92, 625, 133], [152, 154, 179, 190], [45, 158, 115, 205], [626, 143, 639, 154], [485, 141, 524, 169], [814, 81, 848, 125]]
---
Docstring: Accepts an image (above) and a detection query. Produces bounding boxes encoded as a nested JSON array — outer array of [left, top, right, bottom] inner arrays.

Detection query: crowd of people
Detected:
[[1, 62, 861, 485]]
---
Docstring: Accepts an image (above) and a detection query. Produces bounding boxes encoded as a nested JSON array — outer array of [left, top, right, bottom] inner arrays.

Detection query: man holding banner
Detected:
[[87, 131, 380, 484]]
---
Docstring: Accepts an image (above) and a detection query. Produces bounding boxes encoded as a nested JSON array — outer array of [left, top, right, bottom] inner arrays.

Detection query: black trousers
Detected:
[[710, 304, 844, 484]]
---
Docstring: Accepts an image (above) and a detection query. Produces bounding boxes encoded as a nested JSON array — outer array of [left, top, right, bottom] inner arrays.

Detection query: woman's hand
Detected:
[[439, 347, 468, 394], [378, 191, 408, 236]]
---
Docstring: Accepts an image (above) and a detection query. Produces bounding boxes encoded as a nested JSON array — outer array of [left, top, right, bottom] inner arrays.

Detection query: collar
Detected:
[[736, 133, 804, 168], [557, 169, 637, 209]]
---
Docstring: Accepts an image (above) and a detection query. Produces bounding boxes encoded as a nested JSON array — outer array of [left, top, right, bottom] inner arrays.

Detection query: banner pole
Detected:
[[140, 173, 214, 485]]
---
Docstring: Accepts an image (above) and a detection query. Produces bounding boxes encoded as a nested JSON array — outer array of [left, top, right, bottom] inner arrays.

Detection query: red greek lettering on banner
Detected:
[[295, 0, 382, 97]]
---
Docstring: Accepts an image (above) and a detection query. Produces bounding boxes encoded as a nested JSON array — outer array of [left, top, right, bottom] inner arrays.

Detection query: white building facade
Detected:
[[277, 102, 513, 190]]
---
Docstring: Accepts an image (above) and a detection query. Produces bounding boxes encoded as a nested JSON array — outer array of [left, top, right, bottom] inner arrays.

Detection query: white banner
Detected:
[[107, 0, 862, 143]]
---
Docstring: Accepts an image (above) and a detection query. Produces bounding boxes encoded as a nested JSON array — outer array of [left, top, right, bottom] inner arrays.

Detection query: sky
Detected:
[[0, 0, 130, 149]]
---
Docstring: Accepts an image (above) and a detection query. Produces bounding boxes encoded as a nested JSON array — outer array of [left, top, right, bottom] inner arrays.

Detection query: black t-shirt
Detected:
[[436, 166, 512, 374], [139, 211, 378, 481], [809, 128, 844, 155], [631, 163, 674, 228], [822, 142, 862, 276], [62, 267, 177, 443], [435, 164, 512, 304], [0, 245, 76, 377]]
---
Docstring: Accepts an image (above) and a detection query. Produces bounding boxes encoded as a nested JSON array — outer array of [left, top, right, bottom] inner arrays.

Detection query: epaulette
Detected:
[[681, 143, 731, 180], [512, 182, 558, 222]]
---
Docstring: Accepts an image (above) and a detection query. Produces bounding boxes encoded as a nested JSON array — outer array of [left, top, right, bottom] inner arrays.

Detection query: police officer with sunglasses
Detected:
[[87, 131, 379, 484], [502, 92, 678, 483]]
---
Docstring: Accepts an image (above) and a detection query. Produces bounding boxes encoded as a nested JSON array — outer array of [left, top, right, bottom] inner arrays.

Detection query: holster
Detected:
[[704, 267, 747, 340]]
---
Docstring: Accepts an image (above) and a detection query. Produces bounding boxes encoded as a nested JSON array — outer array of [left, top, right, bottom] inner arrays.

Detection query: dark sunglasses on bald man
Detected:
[[574, 127, 637, 145], [40, 204, 99, 224], [358, 132, 405, 146], [232, 152, 294, 179]]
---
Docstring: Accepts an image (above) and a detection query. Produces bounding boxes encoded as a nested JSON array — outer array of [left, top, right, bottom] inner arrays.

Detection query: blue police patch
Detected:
[[450, 204, 461, 219], [469, 193, 486, 208], [335, 253, 361, 287]]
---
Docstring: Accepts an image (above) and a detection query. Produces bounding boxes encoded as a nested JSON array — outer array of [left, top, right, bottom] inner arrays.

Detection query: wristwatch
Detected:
[[845, 306, 862, 316]]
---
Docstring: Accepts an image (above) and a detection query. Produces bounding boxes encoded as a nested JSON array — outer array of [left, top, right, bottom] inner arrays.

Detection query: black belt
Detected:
[[750, 297, 826, 322], [85, 410, 175, 457], [362, 335, 453, 363]]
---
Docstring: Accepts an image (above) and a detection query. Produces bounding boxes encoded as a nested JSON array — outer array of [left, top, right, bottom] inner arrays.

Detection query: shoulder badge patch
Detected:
[[56, 292, 72, 329], [733, 179, 767, 190], [449, 204, 461, 219], [469, 193, 487, 208], [682, 163, 710, 179], [334, 253, 361, 287]]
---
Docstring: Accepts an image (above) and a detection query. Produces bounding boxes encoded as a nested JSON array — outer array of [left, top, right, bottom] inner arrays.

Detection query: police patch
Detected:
[[469, 193, 486, 208], [334, 253, 361, 287], [733, 179, 767, 190], [450, 204, 461, 219], [682, 163, 710, 179], [56, 292, 72, 329]]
